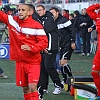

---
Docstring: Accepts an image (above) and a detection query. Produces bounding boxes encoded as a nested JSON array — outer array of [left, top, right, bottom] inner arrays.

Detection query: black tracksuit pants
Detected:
[[38, 53, 62, 88]]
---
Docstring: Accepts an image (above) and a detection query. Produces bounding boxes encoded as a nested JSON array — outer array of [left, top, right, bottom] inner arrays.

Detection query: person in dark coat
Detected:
[[34, 5, 63, 100], [73, 10, 81, 53], [79, 8, 93, 56], [50, 7, 76, 92]]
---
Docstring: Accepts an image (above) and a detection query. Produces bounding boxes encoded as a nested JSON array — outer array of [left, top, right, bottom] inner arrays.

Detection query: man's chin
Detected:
[[19, 16, 24, 20]]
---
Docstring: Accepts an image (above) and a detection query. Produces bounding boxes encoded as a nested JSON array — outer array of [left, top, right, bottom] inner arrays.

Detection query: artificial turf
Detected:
[[0, 53, 94, 100]]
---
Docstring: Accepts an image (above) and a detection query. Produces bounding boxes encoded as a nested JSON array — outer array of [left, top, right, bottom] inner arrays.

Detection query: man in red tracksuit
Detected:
[[87, 4, 100, 100], [0, 3, 48, 100]]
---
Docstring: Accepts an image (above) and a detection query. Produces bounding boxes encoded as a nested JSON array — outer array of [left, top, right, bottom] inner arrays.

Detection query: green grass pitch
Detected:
[[0, 53, 94, 100]]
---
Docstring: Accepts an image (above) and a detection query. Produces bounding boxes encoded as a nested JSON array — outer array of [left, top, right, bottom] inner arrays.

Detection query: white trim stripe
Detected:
[[8, 15, 46, 35], [48, 33, 52, 50], [35, 29, 46, 35], [21, 28, 46, 35], [8, 15, 21, 32], [62, 51, 69, 60], [57, 20, 72, 29]]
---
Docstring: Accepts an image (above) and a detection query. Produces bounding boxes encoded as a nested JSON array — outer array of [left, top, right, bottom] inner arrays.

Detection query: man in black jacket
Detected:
[[79, 8, 93, 56], [50, 7, 76, 91], [34, 5, 63, 100]]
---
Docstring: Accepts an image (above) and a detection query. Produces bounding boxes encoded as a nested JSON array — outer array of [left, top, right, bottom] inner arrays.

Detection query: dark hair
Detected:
[[74, 10, 80, 16], [62, 9, 69, 13], [49, 7, 59, 12], [36, 5, 45, 10], [28, 4, 35, 11], [19, 1, 35, 9], [69, 13, 74, 18]]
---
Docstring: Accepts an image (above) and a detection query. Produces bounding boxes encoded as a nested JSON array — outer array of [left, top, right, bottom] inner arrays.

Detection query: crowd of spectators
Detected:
[[1, 0, 99, 5]]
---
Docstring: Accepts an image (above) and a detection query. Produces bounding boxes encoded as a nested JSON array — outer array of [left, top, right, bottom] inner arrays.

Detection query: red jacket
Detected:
[[0, 11, 48, 64], [63, 13, 69, 20], [86, 4, 100, 50]]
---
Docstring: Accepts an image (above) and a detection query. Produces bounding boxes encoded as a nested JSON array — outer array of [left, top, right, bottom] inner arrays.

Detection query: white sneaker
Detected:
[[0, 73, 8, 79], [87, 53, 90, 56], [79, 53, 85, 56], [39, 95, 43, 100], [43, 89, 48, 94], [53, 87, 62, 95], [61, 81, 64, 85], [39, 97, 43, 100]]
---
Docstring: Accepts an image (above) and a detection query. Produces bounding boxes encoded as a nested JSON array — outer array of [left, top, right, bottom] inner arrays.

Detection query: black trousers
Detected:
[[38, 53, 62, 89], [81, 32, 91, 54], [60, 47, 73, 83], [0, 68, 3, 74]]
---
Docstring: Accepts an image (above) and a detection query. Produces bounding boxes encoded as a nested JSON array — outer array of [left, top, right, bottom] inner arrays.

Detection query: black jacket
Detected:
[[32, 11, 59, 53], [90, 24, 96, 30], [55, 14, 76, 48], [80, 14, 93, 33], [73, 15, 80, 33]]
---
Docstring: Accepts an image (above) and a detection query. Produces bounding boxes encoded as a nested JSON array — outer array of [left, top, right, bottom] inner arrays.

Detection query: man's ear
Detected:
[[28, 11, 30, 16]]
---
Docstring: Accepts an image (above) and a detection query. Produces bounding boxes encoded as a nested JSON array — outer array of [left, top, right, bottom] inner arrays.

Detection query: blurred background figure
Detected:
[[79, 8, 93, 56], [62, 9, 69, 20], [73, 10, 81, 53], [69, 13, 74, 24]]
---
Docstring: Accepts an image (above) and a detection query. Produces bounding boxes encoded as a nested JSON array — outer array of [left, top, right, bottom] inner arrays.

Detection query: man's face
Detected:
[[50, 9, 58, 20], [82, 9, 87, 15], [18, 4, 30, 20], [62, 10, 66, 16], [36, 6, 46, 17]]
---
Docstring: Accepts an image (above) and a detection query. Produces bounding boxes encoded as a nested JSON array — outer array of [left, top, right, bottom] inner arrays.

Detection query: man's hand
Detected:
[[21, 45, 31, 51], [80, 24, 83, 27], [80, 23, 87, 27], [44, 49, 48, 53], [88, 27, 93, 32], [84, 23, 87, 26], [59, 59, 68, 66], [71, 43, 76, 49]]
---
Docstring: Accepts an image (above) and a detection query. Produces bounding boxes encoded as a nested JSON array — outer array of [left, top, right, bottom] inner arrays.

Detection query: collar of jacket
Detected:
[[41, 11, 53, 18], [82, 14, 88, 17], [19, 16, 32, 23], [55, 14, 62, 21]]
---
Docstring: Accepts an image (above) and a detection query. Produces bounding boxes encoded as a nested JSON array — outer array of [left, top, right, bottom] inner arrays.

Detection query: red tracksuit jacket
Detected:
[[87, 4, 100, 50], [0, 11, 48, 64]]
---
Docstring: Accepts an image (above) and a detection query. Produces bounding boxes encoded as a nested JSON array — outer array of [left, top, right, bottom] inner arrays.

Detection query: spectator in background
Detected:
[[0, 68, 8, 78], [62, 9, 69, 20], [79, 8, 93, 56], [69, 13, 74, 24], [73, 10, 81, 53]]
